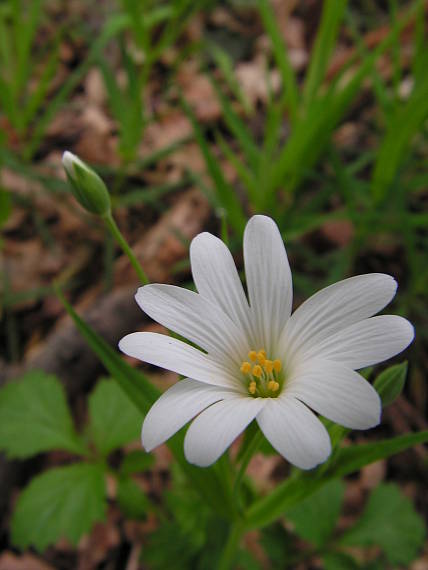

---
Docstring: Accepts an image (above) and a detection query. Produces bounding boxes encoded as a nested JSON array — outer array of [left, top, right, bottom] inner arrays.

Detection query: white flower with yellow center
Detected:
[[119, 216, 414, 469]]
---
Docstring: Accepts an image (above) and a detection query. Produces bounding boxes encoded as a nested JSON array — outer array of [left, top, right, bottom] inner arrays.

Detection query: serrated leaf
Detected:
[[120, 449, 154, 475], [11, 463, 106, 551], [0, 370, 86, 458], [286, 479, 345, 547], [88, 378, 141, 455], [341, 483, 426, 565], [117, 475, 149, 519], [374, 362, 407, 407]]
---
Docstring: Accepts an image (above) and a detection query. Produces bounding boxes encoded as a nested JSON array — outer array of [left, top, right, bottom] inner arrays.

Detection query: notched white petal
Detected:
[[287, 359, 381, 430], [119, 332, 240, 389], [257, 397, 331, 470], [305, 315, 414, 369], [190, 232, 254, 344], [135, 284, 247, 364], [244, 215, 293, 352], [282, 273, 398, 359], [142, 379, 236, 452], [184, 396, 266, 467]]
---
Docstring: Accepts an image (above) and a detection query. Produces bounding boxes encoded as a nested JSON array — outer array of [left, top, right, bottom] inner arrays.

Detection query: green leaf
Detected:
[[260, 523, 295, 567], [182, 98, 246, 236], [341, 483, 426, 565], [373, 362, 407, 407], [0, 370, 86, 458], [372, 72, 428, 202], [245, 430, 428, 529], [322, 552, 360, 570], [328, 431, 428, 479], [116, 475, 149, 519], [286, 479, 344, 547], [11, 463, 106, 551], [258, 0, 298, 123], [120, 449, 155, 476], [56, 287, 160, 414], [302, 0, 347, 107], [88, 378, 142, 455], [0, 188, 11, 227]]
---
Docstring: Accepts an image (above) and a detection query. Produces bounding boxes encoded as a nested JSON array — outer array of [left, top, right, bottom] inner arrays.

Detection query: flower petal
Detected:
[[142, 379, 236, 452], [302, 315, 414, 369], [257, 397, 331, 470], [287, 359, 381, 429], [184, 396, 266, 467], [190, 232, 254, 344], [119, 332, 241, 389], [282, 274, 397, 360], [243, 215, 292, 352], [135, 284, 247, 365]]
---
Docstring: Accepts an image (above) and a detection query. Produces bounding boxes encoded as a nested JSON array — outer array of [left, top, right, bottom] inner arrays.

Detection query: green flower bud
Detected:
[[62, 151, 111, 216]]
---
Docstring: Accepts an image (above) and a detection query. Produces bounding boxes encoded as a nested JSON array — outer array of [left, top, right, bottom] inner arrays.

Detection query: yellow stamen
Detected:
[[252, 365, 262, 378], [248, 381, 257, 395], [264, 360, 274, 374], [240, 362, 252, 374], [248, 350, 257, 362], [268, 380, 280, 392], [273, 359, 282, 373]]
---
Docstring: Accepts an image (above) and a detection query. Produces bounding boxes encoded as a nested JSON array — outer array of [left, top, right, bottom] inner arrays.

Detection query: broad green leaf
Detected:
[[323, 552, 360, 570], [11, 463, 106, 551], [341, 484, 426, 565], [0, 370, 86, 458], [286, 479, 345, 547], [245, 430, 428, 529], [120, 449, 155, 475], [260, 523, 295, 568], [88, 378, 141, 455], [117, 475, 149, 519], [373, 362, 407, 407]]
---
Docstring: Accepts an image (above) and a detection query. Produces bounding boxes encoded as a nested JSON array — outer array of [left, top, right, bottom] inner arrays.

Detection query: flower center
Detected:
[[240, 348, 283, 398]]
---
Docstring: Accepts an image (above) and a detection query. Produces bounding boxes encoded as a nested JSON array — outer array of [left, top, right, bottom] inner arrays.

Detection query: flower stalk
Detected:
[[62, 151, 149, 285], [102, 212, 149, 285]]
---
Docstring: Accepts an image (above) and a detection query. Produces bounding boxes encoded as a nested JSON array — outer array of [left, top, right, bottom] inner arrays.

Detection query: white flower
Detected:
[[119, 216, 414, 470]]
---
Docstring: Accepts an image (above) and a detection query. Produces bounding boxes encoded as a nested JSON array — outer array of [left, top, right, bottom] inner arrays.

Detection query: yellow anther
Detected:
[[273, 359, 282, 373], [248, 351, 257, 362], [240, 362, 252, 374], [248, 381, 257, 395], [252, 365, 262, 378], [268, 380, 280, 392], [264, 360, 274, 374]]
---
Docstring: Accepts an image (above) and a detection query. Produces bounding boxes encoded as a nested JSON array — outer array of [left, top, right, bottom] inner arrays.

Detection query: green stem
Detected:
[[217, 520, 243, 570], [233, 428, 264, 511], [103, 212, 149, 285]]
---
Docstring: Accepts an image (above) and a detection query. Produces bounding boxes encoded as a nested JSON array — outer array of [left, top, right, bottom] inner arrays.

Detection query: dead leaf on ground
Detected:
[[0, 553, 55, 570]]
